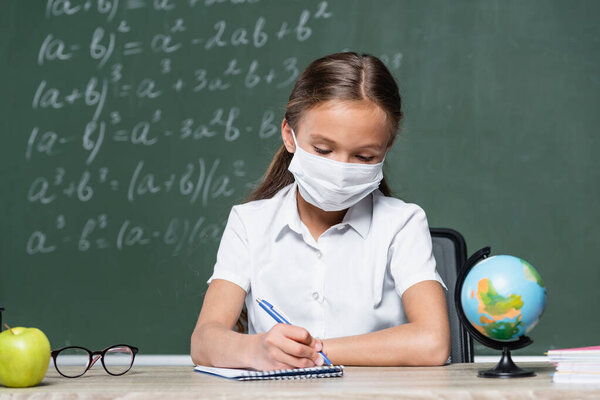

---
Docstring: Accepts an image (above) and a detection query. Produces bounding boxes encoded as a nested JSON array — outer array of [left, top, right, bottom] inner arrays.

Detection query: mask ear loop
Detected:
[[290, 128, 299, 148], [290, 127, 312, 157], [381, 150, 388, 164]]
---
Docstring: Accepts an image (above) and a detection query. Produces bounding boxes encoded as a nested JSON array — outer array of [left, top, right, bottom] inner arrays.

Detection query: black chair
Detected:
[[430, 228, 474, 363]]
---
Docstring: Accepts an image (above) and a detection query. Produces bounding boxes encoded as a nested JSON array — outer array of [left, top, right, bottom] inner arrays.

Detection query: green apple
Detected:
[[0, 327, 51, 388]]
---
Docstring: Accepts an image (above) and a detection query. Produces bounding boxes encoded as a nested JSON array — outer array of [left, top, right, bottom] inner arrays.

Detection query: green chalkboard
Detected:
[[1, 0, 599, 356]]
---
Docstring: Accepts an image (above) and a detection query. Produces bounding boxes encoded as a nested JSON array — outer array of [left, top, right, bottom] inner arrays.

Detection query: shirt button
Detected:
[[312, 292, 319, 300], [316, 251, 322, 259]]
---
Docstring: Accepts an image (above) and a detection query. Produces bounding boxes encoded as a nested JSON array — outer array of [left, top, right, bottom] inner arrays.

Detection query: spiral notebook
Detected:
[[194, 365, 344, 381]]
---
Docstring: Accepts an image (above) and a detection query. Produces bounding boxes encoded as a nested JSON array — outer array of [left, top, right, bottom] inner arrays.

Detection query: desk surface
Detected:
[[2, 362, 599, 399]]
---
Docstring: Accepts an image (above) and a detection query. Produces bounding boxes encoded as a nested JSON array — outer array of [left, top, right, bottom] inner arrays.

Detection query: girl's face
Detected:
[[283, 100, 392, 164]]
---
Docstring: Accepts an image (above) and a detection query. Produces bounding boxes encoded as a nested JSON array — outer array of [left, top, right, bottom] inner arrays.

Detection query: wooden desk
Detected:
[[2, 363, 599, 399]]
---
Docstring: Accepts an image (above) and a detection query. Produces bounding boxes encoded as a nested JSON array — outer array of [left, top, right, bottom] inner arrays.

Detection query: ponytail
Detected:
[[246, 145, 294, 202]]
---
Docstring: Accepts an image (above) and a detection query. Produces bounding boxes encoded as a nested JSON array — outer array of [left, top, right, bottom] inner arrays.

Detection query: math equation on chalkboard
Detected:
[[18, 0, 403, 259]]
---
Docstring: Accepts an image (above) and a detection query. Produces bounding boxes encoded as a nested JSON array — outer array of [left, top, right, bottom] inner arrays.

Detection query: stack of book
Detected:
[[547, 345, 600, 384]]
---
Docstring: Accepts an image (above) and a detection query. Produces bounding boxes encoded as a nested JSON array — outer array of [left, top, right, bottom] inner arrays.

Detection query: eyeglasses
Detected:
[[51, 344, 138, 378]]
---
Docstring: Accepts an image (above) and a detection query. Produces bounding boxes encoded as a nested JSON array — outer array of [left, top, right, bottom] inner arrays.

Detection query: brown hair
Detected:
[[235, 52, 404, 333], [247, 52, 403, 202]]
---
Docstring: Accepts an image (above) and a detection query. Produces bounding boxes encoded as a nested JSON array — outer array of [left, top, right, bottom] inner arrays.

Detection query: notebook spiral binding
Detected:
[[239, 365, 344, 381]]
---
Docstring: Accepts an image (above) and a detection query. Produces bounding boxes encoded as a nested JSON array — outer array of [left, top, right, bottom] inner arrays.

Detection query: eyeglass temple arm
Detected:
[[89, 354, 102, 368], [109, 346, 131, 352]]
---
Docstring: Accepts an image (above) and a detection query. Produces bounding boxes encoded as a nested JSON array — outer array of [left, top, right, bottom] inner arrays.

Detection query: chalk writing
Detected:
[[24, 0, 405, 263]]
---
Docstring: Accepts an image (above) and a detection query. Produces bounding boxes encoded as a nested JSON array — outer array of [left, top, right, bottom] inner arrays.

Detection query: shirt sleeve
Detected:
[[206, 206, 251, 292], [388, 205, 447, 297]]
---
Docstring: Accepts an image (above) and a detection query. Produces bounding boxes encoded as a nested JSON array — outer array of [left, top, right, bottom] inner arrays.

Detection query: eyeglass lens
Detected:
[[103, 346, 135, 375], [54, 347, 90, 378]]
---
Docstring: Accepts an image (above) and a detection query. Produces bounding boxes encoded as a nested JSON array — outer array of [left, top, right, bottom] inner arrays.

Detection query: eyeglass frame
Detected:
[[51, 344, 139, 378]]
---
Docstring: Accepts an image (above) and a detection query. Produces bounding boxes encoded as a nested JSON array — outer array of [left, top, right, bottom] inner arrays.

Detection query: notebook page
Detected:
[[194, 365, 253, 379]]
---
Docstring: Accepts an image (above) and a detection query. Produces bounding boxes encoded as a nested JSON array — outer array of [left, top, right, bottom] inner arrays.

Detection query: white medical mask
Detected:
[[287, 128, 385, 212]]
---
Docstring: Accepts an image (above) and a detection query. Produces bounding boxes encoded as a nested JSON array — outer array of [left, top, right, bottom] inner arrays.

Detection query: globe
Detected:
[[460, 255, 546, 342], [454, 247, 547, 378]]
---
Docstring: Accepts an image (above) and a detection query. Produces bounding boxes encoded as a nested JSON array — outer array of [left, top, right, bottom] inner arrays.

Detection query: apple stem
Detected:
[[3, 323, 12, 333]]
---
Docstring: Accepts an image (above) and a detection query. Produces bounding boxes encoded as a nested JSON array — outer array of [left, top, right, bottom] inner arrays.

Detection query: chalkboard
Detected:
[[1, 0, 599, 356]]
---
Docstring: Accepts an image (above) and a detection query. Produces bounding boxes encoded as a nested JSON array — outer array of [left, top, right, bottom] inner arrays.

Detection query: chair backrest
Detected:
[[430, 228, 474, 363]]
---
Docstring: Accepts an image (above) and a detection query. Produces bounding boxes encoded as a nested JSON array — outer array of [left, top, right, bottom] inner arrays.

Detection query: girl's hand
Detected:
[[251, 323, 324, 371]]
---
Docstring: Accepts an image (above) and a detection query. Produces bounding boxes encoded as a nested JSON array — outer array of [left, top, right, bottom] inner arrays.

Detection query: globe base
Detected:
[[478, 346, 535, 378]]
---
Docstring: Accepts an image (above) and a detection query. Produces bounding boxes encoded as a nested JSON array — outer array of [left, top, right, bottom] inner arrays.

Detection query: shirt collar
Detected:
[[341, 192, 373, 239], [272, 183, 303, 240], [273, 183, 373, 240]]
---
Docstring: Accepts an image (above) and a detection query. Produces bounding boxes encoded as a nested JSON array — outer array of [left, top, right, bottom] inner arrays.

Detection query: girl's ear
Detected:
[[281, 119, 296, 153]]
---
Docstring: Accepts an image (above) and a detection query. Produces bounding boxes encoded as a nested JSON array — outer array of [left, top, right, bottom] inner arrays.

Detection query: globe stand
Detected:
[[455, 246, 537, 379], [478, 346, 535, 378]]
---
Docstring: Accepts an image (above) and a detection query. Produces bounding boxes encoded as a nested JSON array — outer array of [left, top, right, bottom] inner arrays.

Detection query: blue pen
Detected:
[[256, 298, 333, 366]]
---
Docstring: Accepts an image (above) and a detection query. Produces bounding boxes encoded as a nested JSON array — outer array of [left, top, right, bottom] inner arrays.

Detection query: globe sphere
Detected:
[[460, 255, 546, 342]]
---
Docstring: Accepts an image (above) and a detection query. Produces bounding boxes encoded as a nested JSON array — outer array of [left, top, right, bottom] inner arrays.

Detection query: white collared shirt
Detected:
[[208, 183, 445, 339]]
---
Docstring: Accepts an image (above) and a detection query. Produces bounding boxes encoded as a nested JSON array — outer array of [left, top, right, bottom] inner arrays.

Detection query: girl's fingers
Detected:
[[269, 345, 317, 369], [315, 339, 323, 352], [280, 324, 315, 346], [263, 324, 322, 368], [277, 335, 318, 360], [278, 325, 322, 358]]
